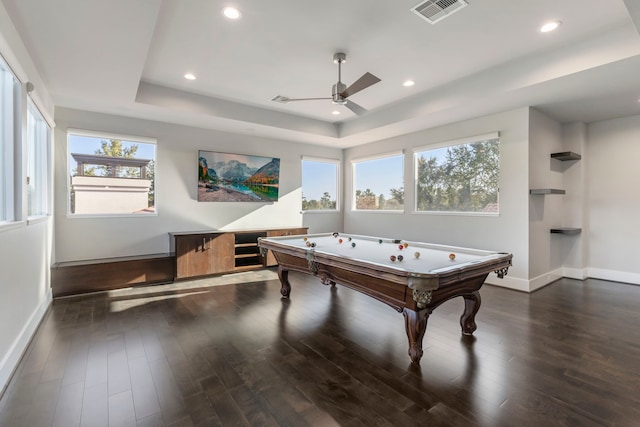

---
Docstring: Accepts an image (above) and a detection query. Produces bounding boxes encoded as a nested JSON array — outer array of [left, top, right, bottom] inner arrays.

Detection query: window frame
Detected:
[[26, 97, 51, 220], [0, 54, 20, 230], [301, 156, 341, 213], [412, 132, 500, 216], [66, 128, 158, 218], [351, 150, 405, 213]]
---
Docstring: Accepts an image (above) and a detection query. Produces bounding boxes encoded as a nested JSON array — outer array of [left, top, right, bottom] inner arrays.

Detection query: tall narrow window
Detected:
[[26, 99, 50, 218], [301, 157, 339, 211], [68, 130, 157, 215], [414, 135, 500, 213], [352, 152, 404, 211], [0, 56, 18, 224]]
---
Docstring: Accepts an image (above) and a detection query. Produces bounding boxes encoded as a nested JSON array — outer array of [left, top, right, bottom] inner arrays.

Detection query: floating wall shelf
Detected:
[[551, 151, 581, 161], [550, 227, 582, 235], [529, 189, 566, 195]]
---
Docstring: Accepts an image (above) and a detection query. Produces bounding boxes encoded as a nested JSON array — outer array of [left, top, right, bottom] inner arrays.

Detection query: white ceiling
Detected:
[[4, 0, 640, 148]]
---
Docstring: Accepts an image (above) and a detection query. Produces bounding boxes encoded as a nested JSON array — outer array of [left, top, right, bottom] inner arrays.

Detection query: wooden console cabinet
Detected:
[[170, 227, 307, 280]]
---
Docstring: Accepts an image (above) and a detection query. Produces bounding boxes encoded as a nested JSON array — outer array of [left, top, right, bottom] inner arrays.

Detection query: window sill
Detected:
[[301, 209, 340, 214], [0, 220, 26, 234], [351, 209, 405, 214], [27, 215, 51, 225], [67, 212, 158, 219]]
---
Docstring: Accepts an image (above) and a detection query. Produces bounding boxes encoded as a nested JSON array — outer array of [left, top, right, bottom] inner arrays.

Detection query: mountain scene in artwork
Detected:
[[198, 152, 279, 202]]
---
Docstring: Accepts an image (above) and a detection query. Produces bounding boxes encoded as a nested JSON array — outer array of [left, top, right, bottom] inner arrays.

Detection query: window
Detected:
[[26, 99, 50, 218], [352, 152, 404, 211], [68, 130, 157, 215], [414, 134, 500, 213], [301, 157, 339, 211], [0, 56, 18, 224]]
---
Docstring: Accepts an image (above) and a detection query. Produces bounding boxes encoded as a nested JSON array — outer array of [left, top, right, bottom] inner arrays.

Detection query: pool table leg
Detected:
[[403, 308, 431, 364], [460, 290, 481, 335], [278, 266, 291, 298]]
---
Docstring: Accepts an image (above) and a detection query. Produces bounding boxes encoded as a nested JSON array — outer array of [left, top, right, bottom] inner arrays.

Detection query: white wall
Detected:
[[560, 122, 588, 278], [53, 108, 343, 262], [0, 3, 54, 395], [528, 109, 564, 288], [587, 115, 640, 284], [343, 108, 531, 291]]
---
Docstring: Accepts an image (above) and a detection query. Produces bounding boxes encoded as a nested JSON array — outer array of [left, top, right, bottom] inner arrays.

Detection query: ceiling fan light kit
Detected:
[[272, 52, 381, 115]]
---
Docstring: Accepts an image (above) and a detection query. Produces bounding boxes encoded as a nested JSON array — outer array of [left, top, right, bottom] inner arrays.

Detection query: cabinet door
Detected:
[[209, 232, 235, 273], [175, 234, 215, 279], [264, 228, 308, 266]]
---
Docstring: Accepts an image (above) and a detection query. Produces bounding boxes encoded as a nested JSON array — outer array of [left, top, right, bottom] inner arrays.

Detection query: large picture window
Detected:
[[0, 56, 18, 224], [352, 152, 404, 211], [68, 130, 157, 216], [26, 99, 50, 218], [414, 134, 499, 213], [301, 157, 339, 211]]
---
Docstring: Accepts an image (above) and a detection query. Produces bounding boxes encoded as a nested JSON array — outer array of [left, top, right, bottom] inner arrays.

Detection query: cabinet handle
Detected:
[[202, 237, 207, 250]]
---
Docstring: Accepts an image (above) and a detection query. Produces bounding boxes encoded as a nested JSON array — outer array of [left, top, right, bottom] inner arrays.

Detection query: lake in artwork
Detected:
[[197, 151, 280, 202]]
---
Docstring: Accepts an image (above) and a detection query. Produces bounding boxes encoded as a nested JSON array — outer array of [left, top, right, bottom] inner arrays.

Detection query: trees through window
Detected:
[[352, 153, 404, 211], [414, 136, 499, 213], [301, 157, 339, 211]]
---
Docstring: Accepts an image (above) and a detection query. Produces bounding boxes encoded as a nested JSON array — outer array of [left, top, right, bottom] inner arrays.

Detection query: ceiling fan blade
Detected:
[[341, 72, 381, 98], [344, 100, 367, 116], [271, 95, 331, 103]]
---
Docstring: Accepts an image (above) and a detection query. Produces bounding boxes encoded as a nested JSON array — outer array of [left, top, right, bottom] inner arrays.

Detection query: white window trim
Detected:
[[412, 132, 500, 216], [26, 97, 52, 220], [301, 156, 341, 213], [351, 150, 405, 213], [66, 129, 158, 218]]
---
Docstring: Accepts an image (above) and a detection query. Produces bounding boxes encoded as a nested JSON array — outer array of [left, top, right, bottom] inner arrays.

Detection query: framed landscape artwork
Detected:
[[198, 150, 280, 202]]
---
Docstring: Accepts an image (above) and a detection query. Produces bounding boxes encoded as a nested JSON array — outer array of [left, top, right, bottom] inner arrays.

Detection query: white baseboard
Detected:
[[485, 273, 531, 292], [562, 267, 588, 280], [0, 295, 52, 396], [587, 268, 640, 285]]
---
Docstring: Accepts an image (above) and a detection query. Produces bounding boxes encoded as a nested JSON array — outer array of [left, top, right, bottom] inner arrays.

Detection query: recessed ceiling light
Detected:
[[184, 73, 196, 80], [539, 20, 561, 33], [332, 110, 341, 115], [223, 7, 241, 19], [403, 80, 415, 87]]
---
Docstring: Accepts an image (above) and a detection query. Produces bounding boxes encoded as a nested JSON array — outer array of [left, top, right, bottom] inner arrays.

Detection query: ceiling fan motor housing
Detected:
[[332, 82, 347, 104]]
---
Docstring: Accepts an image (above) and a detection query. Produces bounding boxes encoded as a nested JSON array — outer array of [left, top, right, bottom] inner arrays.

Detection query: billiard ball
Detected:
[[398, 244, 404, 250], [311, 242, 316, 248], [378, 239, 383, 244], [303, 237, 308, 241], [397, 255, 404, 261], [348, 237, 352, 241], [449, 253, 456, 261], [414, 251, 420, 259], [390, 255, 396, 262], [305, 241, 311, 247], [351, 242, 356, 247], [403, 242, 409, 248], [332, 232, 339, 237], [339, 239, 343, 244]]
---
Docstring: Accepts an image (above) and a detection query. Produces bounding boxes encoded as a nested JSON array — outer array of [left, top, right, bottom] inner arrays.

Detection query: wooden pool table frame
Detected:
[[258, 236, 512, 364]]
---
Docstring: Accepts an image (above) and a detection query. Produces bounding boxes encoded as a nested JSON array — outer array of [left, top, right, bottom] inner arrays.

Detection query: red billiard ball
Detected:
[[398, 244, 404, 250], [339, 239, 343, 244], [449, 253, 456, 261]]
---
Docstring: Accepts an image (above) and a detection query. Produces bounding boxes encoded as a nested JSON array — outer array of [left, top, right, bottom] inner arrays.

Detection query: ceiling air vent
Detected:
[[411, 0, 468, 24]]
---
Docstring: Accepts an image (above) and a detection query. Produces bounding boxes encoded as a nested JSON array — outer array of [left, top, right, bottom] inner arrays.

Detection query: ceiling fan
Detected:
[[271, 52, 381, 116]]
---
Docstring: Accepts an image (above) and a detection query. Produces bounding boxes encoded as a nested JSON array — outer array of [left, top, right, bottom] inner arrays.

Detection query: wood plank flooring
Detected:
[[1, 271, 639, 426]]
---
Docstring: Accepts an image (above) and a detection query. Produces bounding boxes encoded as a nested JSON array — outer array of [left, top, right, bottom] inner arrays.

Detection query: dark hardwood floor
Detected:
[[1, 271, 639, 427]]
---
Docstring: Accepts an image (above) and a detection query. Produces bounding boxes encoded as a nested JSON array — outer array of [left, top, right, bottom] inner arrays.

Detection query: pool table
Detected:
[[258, 233, 512, 364]]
